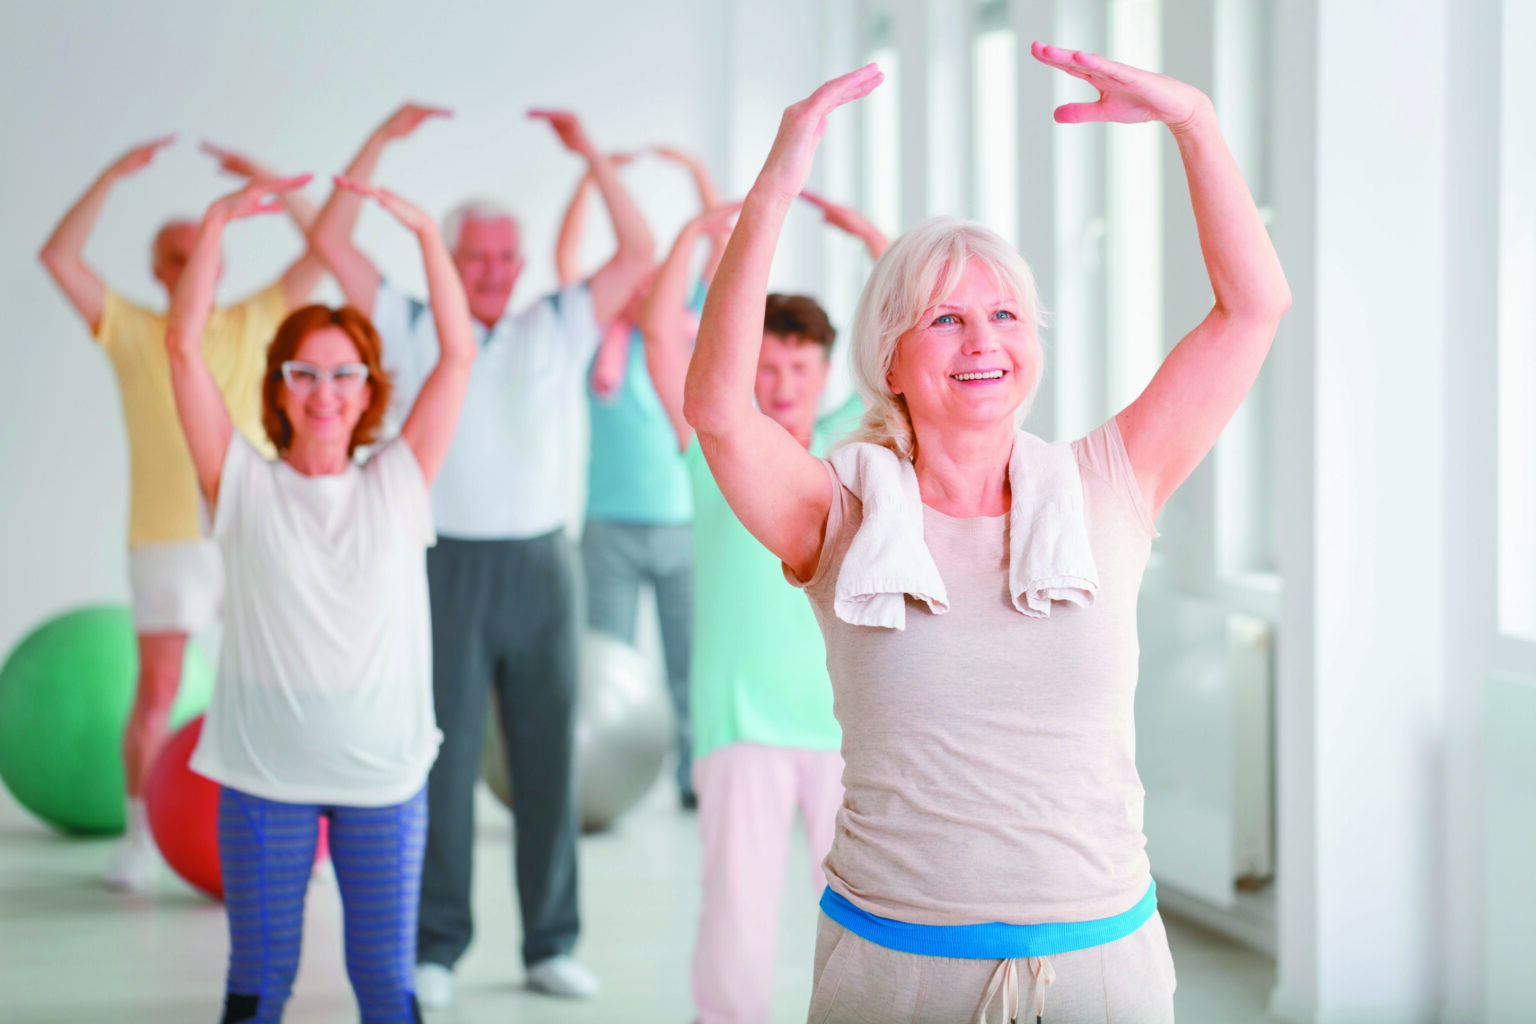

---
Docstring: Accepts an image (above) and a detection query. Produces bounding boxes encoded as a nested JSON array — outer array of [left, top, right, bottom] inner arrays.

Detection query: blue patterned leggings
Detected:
[[217, 786, 427, 1024]]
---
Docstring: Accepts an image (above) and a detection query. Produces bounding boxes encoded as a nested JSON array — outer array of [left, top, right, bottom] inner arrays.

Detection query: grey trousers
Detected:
[[417, 532, 581, 969], [580, 519, 695, 798]]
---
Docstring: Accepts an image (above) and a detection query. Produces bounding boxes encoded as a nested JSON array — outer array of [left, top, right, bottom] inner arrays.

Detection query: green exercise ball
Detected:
[[0, 605, 215, 835]]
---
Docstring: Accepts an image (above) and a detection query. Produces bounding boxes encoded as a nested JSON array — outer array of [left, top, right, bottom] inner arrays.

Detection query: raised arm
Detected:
[[531, 111, 655, 326], [555, 152, 638, 287], [684, 65, 882, 580], [800, 189, 889, 261], [1034, 43, 1290, 521], [334, 178, 474, 486], [38, 135, 174, 332], [641, 202, 740, 450], [200, 141, 324, 308], [554, 172, 596, 287], [166, 177, 309, 505], [309, 104, 451, 313], [655, 146, 730, 283]]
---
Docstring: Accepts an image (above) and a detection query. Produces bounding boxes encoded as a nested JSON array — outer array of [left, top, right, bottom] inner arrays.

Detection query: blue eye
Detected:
[[933, 313, 958, 325], [993, 309, 1017, 321]]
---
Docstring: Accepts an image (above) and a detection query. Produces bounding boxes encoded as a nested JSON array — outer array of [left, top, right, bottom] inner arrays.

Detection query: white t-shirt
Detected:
[[372, 280, 600, 539], [190, 435, 440, 806]]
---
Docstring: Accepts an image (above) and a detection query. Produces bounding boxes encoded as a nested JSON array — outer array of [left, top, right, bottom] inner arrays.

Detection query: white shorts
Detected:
[[128, 540, 223, 635]]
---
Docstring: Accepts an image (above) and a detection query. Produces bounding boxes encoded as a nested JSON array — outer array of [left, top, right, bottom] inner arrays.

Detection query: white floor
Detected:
[[0, 777, 1276, 1023]]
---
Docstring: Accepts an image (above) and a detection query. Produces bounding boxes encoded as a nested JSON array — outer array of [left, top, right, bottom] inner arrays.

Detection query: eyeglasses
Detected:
[[280, 361, 371, 395]]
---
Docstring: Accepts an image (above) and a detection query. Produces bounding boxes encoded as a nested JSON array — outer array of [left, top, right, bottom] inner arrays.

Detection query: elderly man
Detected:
[[309, 104, 654, 1004], [38, 135, 326, 893]]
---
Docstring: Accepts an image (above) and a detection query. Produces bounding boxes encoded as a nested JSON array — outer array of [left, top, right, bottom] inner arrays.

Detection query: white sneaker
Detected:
[[103, 834, 160, 893], [104, 800, 160, 893], [525, 955, 600, 999], [415, 962, 453, 1008]]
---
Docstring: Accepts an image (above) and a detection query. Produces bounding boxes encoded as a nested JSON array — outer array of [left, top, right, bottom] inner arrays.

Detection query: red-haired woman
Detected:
[[164, 174, 474, 1024]]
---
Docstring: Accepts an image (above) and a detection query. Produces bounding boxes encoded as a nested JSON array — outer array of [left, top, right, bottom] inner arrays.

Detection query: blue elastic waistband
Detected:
[[819, 880, 1157, 959]]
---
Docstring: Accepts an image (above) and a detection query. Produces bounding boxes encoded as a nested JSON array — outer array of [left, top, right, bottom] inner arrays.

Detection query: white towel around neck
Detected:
[[825, 431, 1098, 629]]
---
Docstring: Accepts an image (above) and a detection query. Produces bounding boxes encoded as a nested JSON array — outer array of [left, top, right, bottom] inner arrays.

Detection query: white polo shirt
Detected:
[[372, 279, 600, 539]]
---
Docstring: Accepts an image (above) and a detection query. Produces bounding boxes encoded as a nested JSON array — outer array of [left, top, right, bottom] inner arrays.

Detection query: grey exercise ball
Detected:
[[481, 631, 674, 832]]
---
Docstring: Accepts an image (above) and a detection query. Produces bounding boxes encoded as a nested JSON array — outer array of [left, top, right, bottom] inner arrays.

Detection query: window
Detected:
[[1499, 0, 1536, 639], [861, 4, 901, 241], [972, 0, 1018, 247]]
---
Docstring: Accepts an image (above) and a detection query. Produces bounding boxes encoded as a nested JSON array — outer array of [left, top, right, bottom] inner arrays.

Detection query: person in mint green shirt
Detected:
[[641, 198, 885, 1024], [555, 148, 728, 808]]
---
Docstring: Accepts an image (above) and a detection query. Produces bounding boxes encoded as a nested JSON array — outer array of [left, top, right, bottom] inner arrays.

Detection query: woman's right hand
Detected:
[[755, 64, 882, 202], [377, 102, 452, 142], [333, 175, 435, 235], [106, 135, 176, 180], [205, 175, 312, 223]]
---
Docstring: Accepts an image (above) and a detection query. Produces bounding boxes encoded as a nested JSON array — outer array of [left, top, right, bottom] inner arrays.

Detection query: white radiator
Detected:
[[1135, 594, 1275, 909], [1486, 674, 1536, 1018]]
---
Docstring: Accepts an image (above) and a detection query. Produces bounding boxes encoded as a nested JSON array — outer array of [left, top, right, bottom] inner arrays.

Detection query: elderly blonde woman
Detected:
[[684, 44, 1290, 1024]]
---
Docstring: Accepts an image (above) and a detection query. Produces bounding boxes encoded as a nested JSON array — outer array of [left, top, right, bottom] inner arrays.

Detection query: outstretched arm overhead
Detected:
[[684, 65, 882, 581], [333, 178, 474, 487], [1032, 43, 1290, 521], [531, 110, 655, 326], [309, 103, 451, 313], [800, 189, 889, 261], [641, 201, 741, 451], [38, 135, 175, 332], [554, 152, 637, 288], [166, 176, 311, 506], [200, 141, 325, 308], [654, 146, 729, 281]]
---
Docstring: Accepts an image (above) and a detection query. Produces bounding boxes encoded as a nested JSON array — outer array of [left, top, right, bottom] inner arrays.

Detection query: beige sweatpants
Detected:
[[806, 910, 1177, 1023]]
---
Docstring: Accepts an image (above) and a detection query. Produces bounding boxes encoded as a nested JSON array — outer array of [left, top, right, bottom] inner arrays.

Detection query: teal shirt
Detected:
[[586, 282, 707, 524], [586, 332, 692, 523], [686, 395, 864, 760]]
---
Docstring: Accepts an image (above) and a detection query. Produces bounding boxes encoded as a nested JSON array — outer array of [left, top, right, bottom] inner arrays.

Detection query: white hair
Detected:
[[442, 198, 517, 252], [840, 216, 1048, 461]]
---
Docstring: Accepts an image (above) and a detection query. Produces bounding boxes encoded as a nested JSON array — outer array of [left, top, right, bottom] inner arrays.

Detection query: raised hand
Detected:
[[333, 175, 435, 234], [800, 190, 867, 235], [206, 174, 312, 222], [199, 141, 276, 182], [693, 200, 743, 242], [107, 135, 176, 179], [1031, 42, 1208, 130], [379, 102, 452, 141], [529, 109, 596, 158], [758, 64, 882, 201]]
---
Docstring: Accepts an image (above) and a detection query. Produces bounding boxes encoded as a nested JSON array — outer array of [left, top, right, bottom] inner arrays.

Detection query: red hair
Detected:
[[261, 305, 393, 456]]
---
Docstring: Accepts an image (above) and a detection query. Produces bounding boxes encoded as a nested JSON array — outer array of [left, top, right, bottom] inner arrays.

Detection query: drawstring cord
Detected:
[[979, 956, 1055, 1023]]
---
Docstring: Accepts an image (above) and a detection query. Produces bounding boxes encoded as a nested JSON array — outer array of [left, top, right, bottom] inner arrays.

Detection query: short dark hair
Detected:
[[763, 294, 835, 355]]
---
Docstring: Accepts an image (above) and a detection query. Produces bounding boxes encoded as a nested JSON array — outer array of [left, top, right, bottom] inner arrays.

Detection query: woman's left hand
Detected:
[[333, 175, 435, 235], [206, 175, 312, 223], [1031, 42, 1210, 132]]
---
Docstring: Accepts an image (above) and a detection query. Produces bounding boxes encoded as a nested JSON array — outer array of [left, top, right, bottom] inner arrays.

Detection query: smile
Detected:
[[951, 370, 1005, 381]]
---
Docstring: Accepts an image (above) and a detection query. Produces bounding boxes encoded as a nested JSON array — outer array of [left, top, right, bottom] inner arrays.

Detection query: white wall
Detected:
[[0, 1, 728, 657]]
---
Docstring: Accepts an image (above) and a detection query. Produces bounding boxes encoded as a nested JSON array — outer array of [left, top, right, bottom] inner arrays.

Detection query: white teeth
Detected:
[[952, 370, 1005, 381]]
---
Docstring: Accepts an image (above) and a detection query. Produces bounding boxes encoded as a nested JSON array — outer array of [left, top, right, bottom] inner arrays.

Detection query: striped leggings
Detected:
[[217, 786, 427, 1024]]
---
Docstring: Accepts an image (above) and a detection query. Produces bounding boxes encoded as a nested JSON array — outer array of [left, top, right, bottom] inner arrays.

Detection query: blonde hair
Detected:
[[841, 217, 1046, 461]]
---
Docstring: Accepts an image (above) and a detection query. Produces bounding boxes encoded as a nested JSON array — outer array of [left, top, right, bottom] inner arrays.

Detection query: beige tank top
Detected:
[[794, 418, 1158, 926]]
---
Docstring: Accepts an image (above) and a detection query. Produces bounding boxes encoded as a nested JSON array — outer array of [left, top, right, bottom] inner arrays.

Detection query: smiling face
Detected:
[[755, 333, 832, 443], [276, 327, 375, 451], [452, 215, 524, 326], [884, 258, 1040, 439]]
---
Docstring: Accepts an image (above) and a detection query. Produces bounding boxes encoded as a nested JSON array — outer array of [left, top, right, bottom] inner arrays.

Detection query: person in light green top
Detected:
[[641, 196, 885, 1024]]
